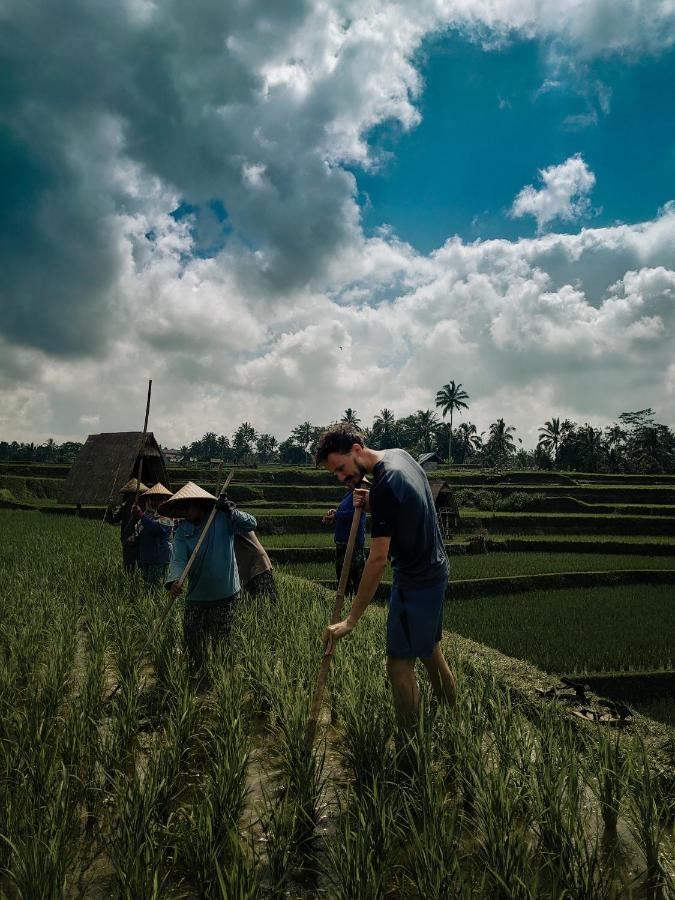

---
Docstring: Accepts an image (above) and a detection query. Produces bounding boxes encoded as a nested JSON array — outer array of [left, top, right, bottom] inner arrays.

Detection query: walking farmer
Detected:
[[134, 482, 174, 587], [316, 424, 456, 733], [105, 478, 148, 574], [322, 488, 367, 596], [235, 531, 278, 601], [160, 482, 257, 670]]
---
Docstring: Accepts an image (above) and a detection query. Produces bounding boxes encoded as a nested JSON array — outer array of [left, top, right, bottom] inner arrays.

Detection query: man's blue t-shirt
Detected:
[[369, 449, 448, 588], [333, 491, 367, 547]]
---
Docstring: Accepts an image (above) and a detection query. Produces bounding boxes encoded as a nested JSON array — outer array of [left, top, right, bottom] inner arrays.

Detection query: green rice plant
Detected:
[[531, 716, 612, 899], [625, 739, 675, 896], [260, 789, 297, 898], [590, 730, 631, 834], [175, 656, 251, 897], [470, 762, 537, 899], [328, 780, 398, 900], [399, 711, 465, 899], [107, 766, 171, 898]]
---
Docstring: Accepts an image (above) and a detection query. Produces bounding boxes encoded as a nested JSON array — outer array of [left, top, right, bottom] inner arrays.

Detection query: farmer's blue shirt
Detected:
[[166, 508, 257, 603], [139, 512, 173, 566], [334, 491, 367, 547]]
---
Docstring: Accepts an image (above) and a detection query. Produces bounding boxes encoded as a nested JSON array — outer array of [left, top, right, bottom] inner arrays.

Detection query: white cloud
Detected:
[[2, 1, 675, 447], [511, 154, 597, 231]]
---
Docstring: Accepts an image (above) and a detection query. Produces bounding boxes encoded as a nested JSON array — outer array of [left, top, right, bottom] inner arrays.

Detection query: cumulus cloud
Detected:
[[1, 0, 675, 445], [511, 155, 597, 231]]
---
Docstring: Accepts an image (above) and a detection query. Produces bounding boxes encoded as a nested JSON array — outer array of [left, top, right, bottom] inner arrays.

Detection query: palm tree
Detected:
[[413, 409, 441, 454], [487, 418, 516, 468], [454, 422, 482, 462], [435, 381, 469, 463], [574, 424, 604, 473], [292, 421, 317, 465], [341, 408, 361, 427], [538, 418, 562, 461], [372, 408, 397, 449], [233, 422, 257, 462]]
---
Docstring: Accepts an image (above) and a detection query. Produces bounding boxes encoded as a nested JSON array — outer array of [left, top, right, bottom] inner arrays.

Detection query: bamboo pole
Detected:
[[133, 379, 153, 505], [305, 502, 363, 747]]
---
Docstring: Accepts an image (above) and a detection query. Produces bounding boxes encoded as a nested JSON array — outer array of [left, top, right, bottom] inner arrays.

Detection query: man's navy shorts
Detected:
[[386, 575, 448, 660]]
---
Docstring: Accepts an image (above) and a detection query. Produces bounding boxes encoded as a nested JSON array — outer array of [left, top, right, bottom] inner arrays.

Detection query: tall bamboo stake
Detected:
[[133, 379, 153, 505], [305, 503, 363, 747]]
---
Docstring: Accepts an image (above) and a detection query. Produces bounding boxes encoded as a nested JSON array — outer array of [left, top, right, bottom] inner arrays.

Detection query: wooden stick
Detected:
[[133, 379, 153, 506], [305, 502, 363, 747], [97, 462, 121, 543], [106, 469, 235, 702]]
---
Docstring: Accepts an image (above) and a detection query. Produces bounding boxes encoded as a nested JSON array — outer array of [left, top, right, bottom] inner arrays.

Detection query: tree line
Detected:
[[2, 383, 674, 474]]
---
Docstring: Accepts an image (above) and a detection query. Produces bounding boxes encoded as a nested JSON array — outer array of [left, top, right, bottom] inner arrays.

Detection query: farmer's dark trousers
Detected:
[[183, 593, 240, 670], [122, 542, 138, 575], [335, 543, 366, 596]]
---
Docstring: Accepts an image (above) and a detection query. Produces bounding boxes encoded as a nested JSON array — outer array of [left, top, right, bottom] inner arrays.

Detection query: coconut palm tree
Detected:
[[454, 422, 482, 462], [487, 418, 516, 468], [372, 408, 397, 449], [341, 408, 361, 427], [292, 421, 318, 465], [574, 424, 605, 473], [435, 381, 470, 463], [413, 409, 441, 454], [538, 418, 563, 461]]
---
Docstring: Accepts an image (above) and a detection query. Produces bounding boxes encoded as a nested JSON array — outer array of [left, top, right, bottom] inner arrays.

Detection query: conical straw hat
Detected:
[[158, 481, 216, 517], [143, 482, 172, 498], [120, 478, 148, 494]]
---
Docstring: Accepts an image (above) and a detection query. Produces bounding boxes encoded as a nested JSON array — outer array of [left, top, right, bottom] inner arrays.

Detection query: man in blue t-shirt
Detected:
[[316, 424, 456, 730], [322, 488, 367, 595]]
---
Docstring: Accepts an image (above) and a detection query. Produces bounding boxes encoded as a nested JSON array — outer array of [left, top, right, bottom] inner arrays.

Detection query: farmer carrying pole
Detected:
[[306, 502, 363, 746], [161, 472, 257, 671], [104, 379, 153, 574], [107, 471, 242, 701], [316, 423, 456, 738]]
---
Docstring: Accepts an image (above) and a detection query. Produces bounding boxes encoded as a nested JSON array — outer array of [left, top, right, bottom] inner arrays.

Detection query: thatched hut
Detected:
[[429, 479, 460, 540], [418, 451, 445, 471], [59, 432, 170, 507]]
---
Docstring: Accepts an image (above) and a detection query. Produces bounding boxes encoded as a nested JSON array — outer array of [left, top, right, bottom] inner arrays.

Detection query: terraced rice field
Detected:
[[278, 552, 675, 582], [443, 585, 674, 675], [1, 512, 674, 897]]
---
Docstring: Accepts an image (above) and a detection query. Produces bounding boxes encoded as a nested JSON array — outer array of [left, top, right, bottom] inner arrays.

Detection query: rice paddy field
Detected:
[[1, 512, 674, 898]]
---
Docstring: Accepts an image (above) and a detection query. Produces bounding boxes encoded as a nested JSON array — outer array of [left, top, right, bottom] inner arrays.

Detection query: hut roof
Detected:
[[429, 479, 459, 511], [418, 451, 445, 466], [59, 432, 170, 506]]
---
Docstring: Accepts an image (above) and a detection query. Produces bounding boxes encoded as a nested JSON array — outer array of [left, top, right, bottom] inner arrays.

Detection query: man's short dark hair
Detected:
[[315, 423, 365, 465]]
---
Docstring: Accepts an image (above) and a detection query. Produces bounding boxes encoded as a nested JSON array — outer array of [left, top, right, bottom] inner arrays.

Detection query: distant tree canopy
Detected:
[[3, 394, 674, 474]]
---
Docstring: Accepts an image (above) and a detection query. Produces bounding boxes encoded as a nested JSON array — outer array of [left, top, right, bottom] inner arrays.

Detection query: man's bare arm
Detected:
[[346, 536, 389, 625], [324, 536, 390, 655]]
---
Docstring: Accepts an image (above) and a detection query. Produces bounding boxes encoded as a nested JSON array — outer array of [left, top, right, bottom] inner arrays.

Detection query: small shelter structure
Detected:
[[429, 479, 460, 540], [59, 432, 170, 508], [418, 451, 445, 471]]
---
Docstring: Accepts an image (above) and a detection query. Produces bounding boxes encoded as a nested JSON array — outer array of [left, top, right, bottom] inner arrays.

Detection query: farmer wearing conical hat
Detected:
[[160, 482, 257, 669], [235, 530, 277, 601], [105, 477, 148, 575], [132, 483, 174, 587]]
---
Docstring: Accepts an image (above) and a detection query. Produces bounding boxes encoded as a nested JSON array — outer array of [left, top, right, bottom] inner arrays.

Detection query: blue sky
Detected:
[[355, 30, 675, 252], [2, 1, 675, 445]]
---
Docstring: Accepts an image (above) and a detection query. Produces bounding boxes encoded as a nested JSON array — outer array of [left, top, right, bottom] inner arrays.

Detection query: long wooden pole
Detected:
[[106, 469, 235, 702], [133, 379, 153, 504], [305, 503, 363, 747]]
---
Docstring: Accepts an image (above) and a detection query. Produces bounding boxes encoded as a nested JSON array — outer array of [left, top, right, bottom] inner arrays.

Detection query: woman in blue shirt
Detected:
[[160, 482, 257, 670], [322, 488, 367, 595]]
